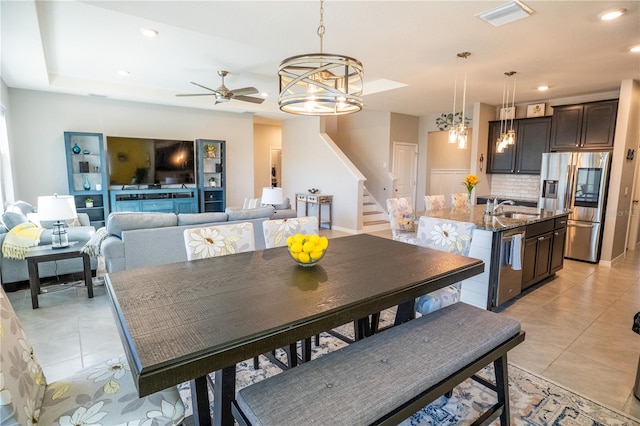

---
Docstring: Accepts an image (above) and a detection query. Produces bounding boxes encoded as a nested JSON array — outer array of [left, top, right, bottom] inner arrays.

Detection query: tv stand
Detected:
[[110, 188, 198, 214]]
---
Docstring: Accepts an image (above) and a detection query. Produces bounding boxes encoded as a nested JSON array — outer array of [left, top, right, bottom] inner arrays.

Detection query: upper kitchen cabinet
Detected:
[[550, 99, 618, 151], [487, 116, 551, 174]]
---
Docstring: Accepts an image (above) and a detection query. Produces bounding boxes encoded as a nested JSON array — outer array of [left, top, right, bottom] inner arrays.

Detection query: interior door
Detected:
[[392, 141, 418, 203]]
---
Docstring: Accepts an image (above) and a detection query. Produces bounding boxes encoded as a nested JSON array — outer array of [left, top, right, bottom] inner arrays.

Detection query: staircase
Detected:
[[362, 188, 390, 233]]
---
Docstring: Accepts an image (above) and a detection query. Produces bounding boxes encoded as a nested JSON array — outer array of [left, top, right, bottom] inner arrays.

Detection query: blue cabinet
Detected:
[[64, 132, 110, 228], [110, 189, 198, 214], [196, 139, 226, 212]]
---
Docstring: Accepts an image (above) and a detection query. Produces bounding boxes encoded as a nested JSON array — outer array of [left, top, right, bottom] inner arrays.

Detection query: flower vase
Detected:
[[467, 191, 473, 207], [83, 176, 91, 190]]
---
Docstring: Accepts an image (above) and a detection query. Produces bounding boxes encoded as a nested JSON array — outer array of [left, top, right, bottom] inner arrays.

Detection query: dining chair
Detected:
[[183, 222, 256, 260], [450, 192, 470, 208], [386, 197, 417, 244], [414, 216, 475, 314], [262, 216, 319, 249], [424, 194, 446, 211], [0, 286, 185, 426]]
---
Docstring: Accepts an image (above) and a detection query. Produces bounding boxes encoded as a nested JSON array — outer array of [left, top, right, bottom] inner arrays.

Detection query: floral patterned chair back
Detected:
[[450, 192, 470, 208], [0, 286, 185, 425], [424, 195, 446, 211], [263, 216, 319, 249], [184, 222, 256, 260], [385, 197, 417, 244], [414, 216, 475, 315]]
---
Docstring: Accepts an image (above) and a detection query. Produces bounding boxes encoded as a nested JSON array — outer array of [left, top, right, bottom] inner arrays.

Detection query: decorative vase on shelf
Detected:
[[72, 143, 81, 154], [83, 176, 91, 190]]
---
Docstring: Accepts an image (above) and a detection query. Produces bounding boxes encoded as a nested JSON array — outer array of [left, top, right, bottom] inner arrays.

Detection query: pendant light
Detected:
[[278, 1, 364, 115], [447, 51, 471, 149], [496, 71, 517, 154]]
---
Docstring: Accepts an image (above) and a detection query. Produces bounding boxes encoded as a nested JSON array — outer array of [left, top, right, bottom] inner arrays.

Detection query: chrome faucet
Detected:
[[493, 198, 515, 215]]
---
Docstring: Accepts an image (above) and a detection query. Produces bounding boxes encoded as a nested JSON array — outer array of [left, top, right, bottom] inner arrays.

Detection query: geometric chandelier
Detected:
[[278, 0, 364, 115]]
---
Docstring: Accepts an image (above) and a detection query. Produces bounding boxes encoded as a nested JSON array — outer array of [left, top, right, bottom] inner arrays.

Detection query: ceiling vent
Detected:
[[476, 1, 534, 27]]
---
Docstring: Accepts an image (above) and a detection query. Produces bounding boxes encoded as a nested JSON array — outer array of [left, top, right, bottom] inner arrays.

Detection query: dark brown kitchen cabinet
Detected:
[[550, 100, 618, 151], [522, 220, 554, 290], [487, 117, 551, 174], [550, 224, 567, 274]]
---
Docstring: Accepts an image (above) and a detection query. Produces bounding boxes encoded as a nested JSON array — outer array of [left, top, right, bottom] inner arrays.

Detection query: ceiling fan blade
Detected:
[[175, 93, 216, 97], [233, 95, 265, 104], [190, 81, 221, 94], [229, 87, 259, 96]]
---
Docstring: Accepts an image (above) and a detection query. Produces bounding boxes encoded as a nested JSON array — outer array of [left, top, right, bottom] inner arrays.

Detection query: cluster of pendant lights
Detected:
[[496, 71, 518, 153], [277, 0, 364, 116], [448, 52, 471, 149]]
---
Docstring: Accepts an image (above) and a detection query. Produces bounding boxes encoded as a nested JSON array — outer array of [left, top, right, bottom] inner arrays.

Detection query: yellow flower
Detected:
[[462, 174, 479, 192]]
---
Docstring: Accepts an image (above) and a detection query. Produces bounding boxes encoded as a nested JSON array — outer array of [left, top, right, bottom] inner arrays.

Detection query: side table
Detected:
[[296, 193, 333, 229], [25, 243, 93, 309]]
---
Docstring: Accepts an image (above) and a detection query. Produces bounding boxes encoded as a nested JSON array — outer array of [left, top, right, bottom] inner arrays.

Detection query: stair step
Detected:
[[364, 219, 389, 226], [363, 210, 383, 216]]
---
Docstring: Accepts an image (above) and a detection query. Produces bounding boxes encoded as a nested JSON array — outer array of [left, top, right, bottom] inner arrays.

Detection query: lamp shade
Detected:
[[37, 195, 77, 221], [261, 187, 283, 206]]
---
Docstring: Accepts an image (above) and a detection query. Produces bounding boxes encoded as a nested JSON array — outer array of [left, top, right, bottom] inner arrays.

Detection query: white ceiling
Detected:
[[2, 1, 639, 121]]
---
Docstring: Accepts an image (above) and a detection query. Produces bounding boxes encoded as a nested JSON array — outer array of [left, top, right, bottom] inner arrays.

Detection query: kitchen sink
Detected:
[[498, 211, 540, 219]]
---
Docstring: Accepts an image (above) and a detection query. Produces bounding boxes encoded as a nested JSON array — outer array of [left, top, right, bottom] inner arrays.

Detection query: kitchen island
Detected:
[[416, 205, 570, 310]]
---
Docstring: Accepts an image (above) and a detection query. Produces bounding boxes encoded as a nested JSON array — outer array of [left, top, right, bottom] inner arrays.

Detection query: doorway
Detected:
[[270, 148, 282, 187], [392, 141, 418, 204]]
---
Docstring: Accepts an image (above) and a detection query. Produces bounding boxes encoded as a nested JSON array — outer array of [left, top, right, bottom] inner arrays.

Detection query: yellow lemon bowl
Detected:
[[286, 233, 328, 267]]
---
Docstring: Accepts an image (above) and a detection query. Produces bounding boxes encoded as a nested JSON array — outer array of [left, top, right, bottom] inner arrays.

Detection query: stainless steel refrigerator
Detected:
[[538, 151, 611, 263]]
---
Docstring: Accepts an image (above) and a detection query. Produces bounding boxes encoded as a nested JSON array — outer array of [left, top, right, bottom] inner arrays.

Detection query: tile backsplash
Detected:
[[490, 174, 540, 200]]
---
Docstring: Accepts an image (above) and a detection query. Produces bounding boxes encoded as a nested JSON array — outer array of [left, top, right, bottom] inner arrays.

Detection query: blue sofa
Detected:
[[100, 205, 296, 273], [0, 201, 97, 290]]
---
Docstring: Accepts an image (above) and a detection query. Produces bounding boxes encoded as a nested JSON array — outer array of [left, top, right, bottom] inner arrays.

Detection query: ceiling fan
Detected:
[[176, 70, 265, 104]]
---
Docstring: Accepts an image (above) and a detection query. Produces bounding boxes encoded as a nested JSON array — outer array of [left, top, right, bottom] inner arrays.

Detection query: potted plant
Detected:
[[209, 176, 217, 187], [205, 144, 216, 158], [85, 198, 94, 208]]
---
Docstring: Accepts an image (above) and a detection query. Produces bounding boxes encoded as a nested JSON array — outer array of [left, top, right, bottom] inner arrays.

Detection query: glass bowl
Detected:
[[288, 247, 326, 267]]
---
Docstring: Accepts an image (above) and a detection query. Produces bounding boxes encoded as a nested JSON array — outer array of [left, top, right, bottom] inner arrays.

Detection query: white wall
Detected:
[[6, 89, 255, 207], [282, 117, 364, 232]]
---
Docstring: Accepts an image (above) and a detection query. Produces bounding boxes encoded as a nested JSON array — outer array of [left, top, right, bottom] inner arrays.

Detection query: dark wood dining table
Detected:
[[105, 233, 484, 426]]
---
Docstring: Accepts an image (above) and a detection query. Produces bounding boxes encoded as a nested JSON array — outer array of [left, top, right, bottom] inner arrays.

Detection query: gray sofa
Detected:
[[101, 205, 295, 273], [0, 201, 97, 289]]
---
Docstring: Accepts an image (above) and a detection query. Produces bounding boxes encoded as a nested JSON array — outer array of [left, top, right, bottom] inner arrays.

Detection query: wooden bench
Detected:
[[232, 302, 525, 426]]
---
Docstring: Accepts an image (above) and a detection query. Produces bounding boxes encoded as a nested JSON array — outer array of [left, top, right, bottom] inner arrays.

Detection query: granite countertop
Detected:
[[416, 205, 570, 232]]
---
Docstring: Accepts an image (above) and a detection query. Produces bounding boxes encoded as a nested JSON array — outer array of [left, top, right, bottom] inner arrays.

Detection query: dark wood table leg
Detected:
[[81, 253, 93, 298], [213, 366, 236, 426], [190, 376, 212, 426], [394, 301, 416, 326], [27, 258, 39, 309]]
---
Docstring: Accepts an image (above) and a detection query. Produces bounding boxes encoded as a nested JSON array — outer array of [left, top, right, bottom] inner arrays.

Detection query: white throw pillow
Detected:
[[242, 197, 262, 209]]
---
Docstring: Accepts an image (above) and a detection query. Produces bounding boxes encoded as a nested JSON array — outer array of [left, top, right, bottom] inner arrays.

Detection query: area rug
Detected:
[[177, 321, 640, 425]]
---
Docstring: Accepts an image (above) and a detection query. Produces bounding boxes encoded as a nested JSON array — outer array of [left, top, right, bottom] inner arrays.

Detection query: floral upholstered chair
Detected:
[[386, 197, 417, 244], [183, 222, 255, 260], [0, 286, 185, 426], [414, 216, 475, 315], [450, 192, 470, 208], [262, 216, 319, 249], [424, 195, 446, 211]]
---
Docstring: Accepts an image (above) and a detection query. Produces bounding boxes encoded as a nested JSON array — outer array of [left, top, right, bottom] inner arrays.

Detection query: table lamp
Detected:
[[37, 194, 77, 249], [261, 187, 283, 208]]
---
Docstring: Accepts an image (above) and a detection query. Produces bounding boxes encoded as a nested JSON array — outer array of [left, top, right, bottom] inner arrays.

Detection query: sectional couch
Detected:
[[0, 201, 97, 290], [101, 205, 296, 273]]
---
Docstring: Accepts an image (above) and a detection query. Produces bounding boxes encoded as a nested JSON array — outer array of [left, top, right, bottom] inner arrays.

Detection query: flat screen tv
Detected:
[[107, 137, 195, 186]]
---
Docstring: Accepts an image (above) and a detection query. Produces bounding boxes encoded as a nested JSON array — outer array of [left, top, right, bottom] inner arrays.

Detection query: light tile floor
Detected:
[[5, 228, 640, 420]]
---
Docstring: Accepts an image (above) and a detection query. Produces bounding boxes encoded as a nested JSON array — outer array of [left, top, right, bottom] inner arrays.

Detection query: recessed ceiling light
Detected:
[[599, 8, 626, 21], [537, 85, 549, 91], [118, 70, 130, 76], [141, 28, 158, 37], [630, 45, 640, 53]]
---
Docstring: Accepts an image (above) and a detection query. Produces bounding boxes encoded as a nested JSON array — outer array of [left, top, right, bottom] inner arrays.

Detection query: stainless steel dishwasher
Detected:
[[494, 226, 526, 306]]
